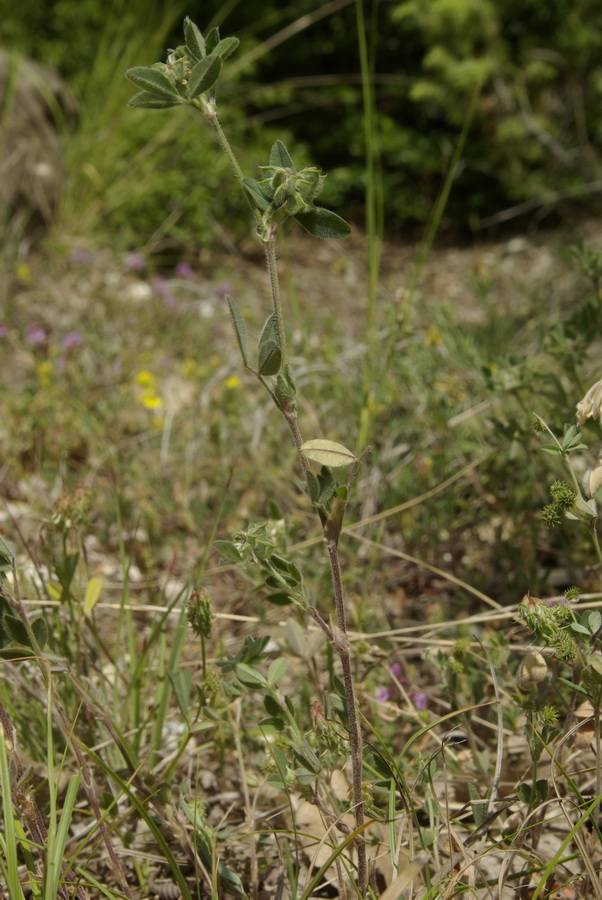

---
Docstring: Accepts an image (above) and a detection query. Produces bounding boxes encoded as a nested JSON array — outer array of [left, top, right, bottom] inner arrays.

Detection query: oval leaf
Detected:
[[242, 177, 271, 212], [214, 37, 240, 60], [31, 617, 48, 651], [300, 439, 356, 468], [294, 207, 351, 239], [127, 90, 180, 110], [187, 55, 222, 98], [235, 662, 267, 689], [184, 17, 206, 60], [267, 656, 289, 687], [84, 577, 103, 615], [213, 540, 243, 563], [270, 140, 294, 169], [258, 341, 281, 376], [125, 66, 180, 99]]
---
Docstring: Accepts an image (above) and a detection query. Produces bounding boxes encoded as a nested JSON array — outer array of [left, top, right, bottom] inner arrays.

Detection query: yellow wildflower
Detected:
[[225, 375, 242, 389], [135, 370, 156, 389], [140, 391, 163, 410], [36, 360, 54, 387]]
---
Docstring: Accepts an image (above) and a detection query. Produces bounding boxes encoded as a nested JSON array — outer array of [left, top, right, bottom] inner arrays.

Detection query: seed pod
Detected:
[[574, 700, 595, 750], [583, 459, 602, 498], [517, 651, 548, 690]]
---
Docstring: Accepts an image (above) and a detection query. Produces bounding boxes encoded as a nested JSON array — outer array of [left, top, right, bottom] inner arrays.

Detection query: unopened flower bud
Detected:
[[517, 651, 548, 690]]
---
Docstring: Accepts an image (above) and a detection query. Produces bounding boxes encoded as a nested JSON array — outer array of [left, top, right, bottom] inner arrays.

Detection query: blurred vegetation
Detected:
[[1, 0, 602, 246]]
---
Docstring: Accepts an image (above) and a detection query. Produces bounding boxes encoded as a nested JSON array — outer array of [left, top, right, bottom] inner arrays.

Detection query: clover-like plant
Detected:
[[127, 18, 369, 893]]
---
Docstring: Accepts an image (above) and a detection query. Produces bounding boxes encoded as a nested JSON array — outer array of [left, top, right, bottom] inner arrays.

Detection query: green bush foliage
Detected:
[[2, 0, 602, 244]]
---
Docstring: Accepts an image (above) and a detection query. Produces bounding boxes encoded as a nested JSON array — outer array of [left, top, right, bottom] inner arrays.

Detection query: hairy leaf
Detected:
[[125, 66, 180, 99], [227, 295, 249, 365], [294, 207, 351, 239], [301, 439, 356, 468]]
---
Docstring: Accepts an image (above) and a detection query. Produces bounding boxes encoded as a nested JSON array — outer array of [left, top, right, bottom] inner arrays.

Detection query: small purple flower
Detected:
[[375, 687, 390, 703], [124, 252, 146, 272], [412, 692, 428, 711], [26, 325, 47, 345], [62, 331, 83, 349], [70, 248, 91, 265], [152, 276, 178, 309], [174, 262, 196, 281], [213, 280, 233, 296], [0, 325, 8, 338], [390, 663, 402, 679]]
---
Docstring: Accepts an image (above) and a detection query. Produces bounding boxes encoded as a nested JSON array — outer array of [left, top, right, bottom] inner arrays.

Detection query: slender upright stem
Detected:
[[326, 538, 367, 893]]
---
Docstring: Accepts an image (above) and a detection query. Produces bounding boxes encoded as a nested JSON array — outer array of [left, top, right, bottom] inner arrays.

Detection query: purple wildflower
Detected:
[[174, 262, 196, 281], [62, 331, 83, 349], [124, 252, 146, 272], [375, 687, 390, 703], [70, 248, 91, 265], [0, 325, 8, 338], [152, 277, 178, 309], [390, 663, 402, 679], [412, 692, 428, 711], [213, 280, 233, 296], [26, 325, 47, 345]]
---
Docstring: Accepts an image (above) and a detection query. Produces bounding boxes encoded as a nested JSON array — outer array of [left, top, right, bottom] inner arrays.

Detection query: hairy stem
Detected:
[[265, 235, 290, 371], [326, 537, 367, 893]]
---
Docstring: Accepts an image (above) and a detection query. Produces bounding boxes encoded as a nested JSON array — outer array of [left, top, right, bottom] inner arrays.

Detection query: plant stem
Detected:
[[325, 537, 367, 893], [265, 235, 290, 371]]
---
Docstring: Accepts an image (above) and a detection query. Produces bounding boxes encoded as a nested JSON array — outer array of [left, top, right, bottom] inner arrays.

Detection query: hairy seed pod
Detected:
[[517, 651, 548, 690]]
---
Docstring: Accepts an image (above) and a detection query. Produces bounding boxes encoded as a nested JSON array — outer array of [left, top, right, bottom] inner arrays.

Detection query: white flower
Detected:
[[576, 378, 602, 425]]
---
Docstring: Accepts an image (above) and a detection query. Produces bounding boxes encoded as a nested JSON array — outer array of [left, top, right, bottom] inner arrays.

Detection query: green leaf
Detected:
[[588, 610, 602, 634], [259, 716, 286, 734], [127, 90, 181, 109], [125, 66, 180, 99], [227, 296, 248, 365], [258, 341, 281, 376], [214, 37, 240, 60], [300, 439, 356, 468], [169, 669, 192, 719], [266, 592, 293, 606], [84, 577, 103, 615], [184, 17, 205, 60], [306, 471, 319, 503], [1, 614, 29, 647], [269, 140, 294, 169], [213, 540, 243, 563], [517, 782, 532, 803], [294, 207, 351, 239], [242, 177, 271, 212], [204, 27, 221, 55], [557, 676, 590, 697], [187, 55, 222, 98], [264, 695, 282, 717], [235, 662, 267, 688], [267, 656, 288, 687], [31, 617, 47, 651]]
